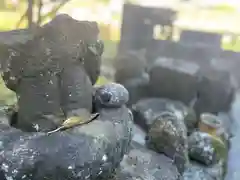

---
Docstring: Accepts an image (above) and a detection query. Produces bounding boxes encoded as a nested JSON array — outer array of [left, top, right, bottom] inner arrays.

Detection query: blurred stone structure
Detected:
[[118, 3, 177, 53], [179, 30, 222, 50]]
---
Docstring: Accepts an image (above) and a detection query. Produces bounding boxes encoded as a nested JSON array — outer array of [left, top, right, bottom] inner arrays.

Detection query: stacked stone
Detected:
[[113, 46, 233, 179], [0, 14, 105, 133], [148, 55, 234, 115], [131, 98, 192, 175], [0, 82, 134, 180], [145, 39, 235, 115], [128, 98, 230, 180], [183, 113, 229, 180], [195, 68, 235, 115], [0, 15, 134, 180], [115, 45, 234, 115]]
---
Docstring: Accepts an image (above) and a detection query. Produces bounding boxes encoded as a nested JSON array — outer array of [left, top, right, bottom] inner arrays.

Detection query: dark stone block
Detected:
[[195, 67, 235, 114], [0, 106, 133, 180], [113, 141, 180, 180], [179, 30, 222, 50], [149, 57, 200, 105], [211, 50, 240, 88], [146, 40, 217, 67]]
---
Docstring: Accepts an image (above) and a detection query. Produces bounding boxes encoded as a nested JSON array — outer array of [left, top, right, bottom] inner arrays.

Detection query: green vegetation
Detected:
[[222, 41, 240, 52]]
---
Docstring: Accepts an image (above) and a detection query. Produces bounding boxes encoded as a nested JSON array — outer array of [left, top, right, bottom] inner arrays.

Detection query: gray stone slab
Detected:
[[179, 30, 222, 50], [149, 57, 200, 105], [148, 56, 234, 114], [146, 41, 216, 67]]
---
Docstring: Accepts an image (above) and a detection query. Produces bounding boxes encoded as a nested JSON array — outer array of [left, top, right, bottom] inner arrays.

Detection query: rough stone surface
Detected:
[[1, 14, 101, 86], [131, 98, 197, 134], [181, 161, 223, 180], [188, 131, 228, 167], [146, 111, 189, 174], [16, 65, 93, 132], [112, 141, 180, 180], [0, 83, 133, 180], [0, 107, 133, 180], [0, 14, 104, 132], [149, 57, 200, 105], [182, 164, 214, 180], [148, 56, 235, 115]]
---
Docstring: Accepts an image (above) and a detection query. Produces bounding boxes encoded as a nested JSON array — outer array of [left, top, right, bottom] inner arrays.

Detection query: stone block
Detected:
[[149, 57, 200, 105]]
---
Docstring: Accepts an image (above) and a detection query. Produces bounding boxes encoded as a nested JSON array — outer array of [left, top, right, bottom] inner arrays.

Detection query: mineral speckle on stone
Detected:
[[181, 164, 214, 180], [114, 142, 180, 180], [188, 131, 228, 166], [146, 111, 189, 174], [131, 98, 197, 134]]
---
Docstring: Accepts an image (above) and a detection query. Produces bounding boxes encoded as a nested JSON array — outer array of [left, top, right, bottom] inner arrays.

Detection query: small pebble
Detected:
[[94, 82, 129, 108]]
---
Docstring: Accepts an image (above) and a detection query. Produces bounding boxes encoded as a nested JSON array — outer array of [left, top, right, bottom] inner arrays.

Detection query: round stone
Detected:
[[95, 82, 129, 108]]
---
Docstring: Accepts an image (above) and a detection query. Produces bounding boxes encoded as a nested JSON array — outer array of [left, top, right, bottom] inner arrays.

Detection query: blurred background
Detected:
[[0, 0, 240, 105]]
